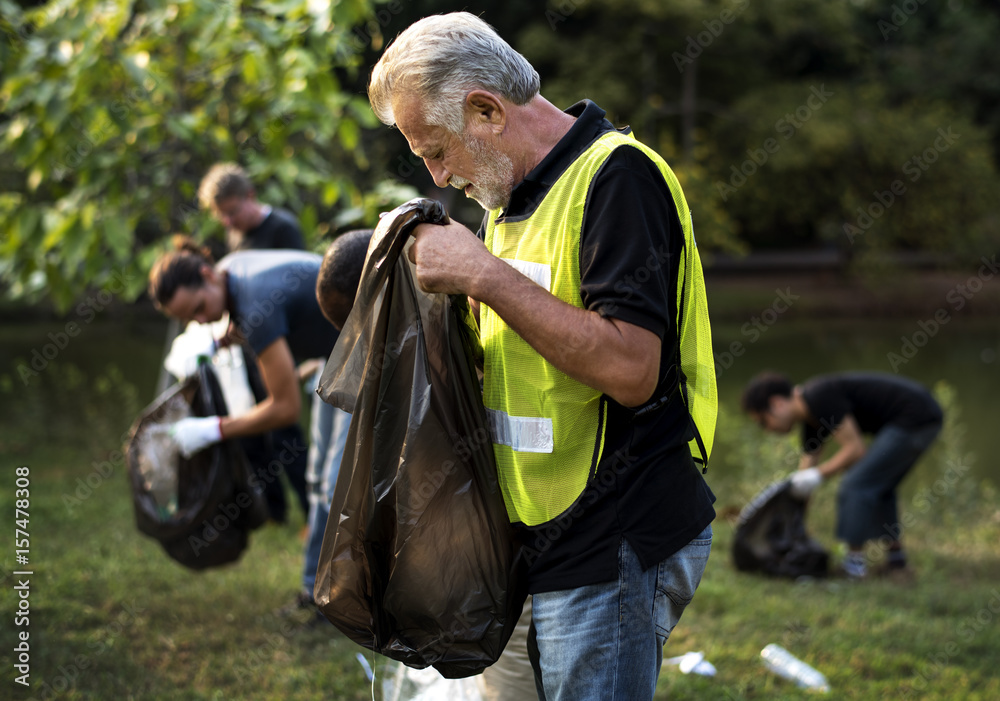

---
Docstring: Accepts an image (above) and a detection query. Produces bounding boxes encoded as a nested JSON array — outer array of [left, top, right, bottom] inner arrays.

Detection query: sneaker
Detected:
[[840, 554, 868, 580]]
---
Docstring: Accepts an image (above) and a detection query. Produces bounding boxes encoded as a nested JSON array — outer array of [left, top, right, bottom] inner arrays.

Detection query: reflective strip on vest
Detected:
[[485, 408, 554, 453], [501, 258, 552, 291]]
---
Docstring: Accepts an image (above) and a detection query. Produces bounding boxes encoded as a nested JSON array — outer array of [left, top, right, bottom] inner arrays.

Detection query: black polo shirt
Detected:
[[483, 100, 716, 593], [229, 207, 306, 252], [800, 372, 943, 453]]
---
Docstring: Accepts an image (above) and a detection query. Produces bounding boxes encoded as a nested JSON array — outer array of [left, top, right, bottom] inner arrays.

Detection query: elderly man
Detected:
[[369, 13, 716, 701]]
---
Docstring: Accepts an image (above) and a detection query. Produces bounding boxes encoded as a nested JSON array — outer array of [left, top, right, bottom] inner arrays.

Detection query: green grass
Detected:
[[2, 364, 999, 700]]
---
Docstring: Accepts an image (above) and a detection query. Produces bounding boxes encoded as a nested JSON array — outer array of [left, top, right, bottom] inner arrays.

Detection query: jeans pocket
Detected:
[[652, 525, 712, 639]]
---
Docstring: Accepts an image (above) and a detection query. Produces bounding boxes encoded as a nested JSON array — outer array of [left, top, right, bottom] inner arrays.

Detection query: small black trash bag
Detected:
[[126, 361, 268, 570], [315, 198, 527, 679], [732, 479, 829, 578]]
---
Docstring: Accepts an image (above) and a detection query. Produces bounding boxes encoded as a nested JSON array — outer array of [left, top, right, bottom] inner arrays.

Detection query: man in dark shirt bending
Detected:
[[742, 371, 943, 579]]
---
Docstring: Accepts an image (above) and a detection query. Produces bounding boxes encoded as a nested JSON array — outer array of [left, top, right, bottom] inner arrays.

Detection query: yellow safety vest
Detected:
[[482, 130, 717, 526]]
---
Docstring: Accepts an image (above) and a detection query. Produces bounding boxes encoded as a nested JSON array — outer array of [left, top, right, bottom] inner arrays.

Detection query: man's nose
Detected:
[[424, 159, 450, 188]]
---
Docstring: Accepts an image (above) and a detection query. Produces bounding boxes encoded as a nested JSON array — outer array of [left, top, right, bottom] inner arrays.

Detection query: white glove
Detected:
[[170, 416, 223, 459], [789, 467, 823, 499]]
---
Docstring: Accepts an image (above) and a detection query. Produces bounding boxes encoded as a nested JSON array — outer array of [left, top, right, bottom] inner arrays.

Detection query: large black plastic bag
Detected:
[[731, 478, 829, 578], [315, 198, 527, 679], [126, 361, 268, 570]]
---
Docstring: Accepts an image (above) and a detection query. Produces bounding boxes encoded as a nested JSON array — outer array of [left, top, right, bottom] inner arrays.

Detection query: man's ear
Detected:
[[464, 90, 506, 134]]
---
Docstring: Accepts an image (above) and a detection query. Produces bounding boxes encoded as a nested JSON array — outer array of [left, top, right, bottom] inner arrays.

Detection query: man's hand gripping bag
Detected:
[[314, 199, 527, 678]]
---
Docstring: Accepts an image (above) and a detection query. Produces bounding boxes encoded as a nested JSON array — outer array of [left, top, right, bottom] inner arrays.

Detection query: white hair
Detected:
[[369, 12, 540, 133]]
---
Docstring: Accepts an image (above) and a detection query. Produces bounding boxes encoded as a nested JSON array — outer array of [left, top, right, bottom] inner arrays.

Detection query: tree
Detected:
[[709, 82, 999, 262], [515, 0, 1000, 263], [0, 0, 405, 310]]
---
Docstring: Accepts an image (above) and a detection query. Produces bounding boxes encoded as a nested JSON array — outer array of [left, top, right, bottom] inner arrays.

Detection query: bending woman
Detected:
[[149, 236, 338, 454]]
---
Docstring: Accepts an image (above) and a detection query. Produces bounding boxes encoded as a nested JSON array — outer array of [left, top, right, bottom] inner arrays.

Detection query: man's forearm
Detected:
[[817, 445, 865, 478], [473, 258, 660, 407]]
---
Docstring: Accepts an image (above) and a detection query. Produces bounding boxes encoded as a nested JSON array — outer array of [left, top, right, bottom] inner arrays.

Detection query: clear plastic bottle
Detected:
[[760, 643, 831, 692]]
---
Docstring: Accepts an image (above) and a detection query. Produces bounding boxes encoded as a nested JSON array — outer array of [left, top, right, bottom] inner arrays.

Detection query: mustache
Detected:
[[450, 176, 471, 189]]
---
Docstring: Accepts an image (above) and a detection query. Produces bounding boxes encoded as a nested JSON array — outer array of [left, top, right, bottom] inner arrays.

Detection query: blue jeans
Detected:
[[836, 422, 941, 546], [528, 525, 712, 701], [302, 369, 351, 596]]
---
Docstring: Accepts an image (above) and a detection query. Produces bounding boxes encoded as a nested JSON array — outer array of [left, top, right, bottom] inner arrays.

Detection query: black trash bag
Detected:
[[126, 361, 269, 570], [732, 479, 829, 578], [315, 198, 527, 679]]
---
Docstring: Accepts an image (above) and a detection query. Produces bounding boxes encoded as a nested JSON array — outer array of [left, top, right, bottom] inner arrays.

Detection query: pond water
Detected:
[[2, 314, 997, 487]]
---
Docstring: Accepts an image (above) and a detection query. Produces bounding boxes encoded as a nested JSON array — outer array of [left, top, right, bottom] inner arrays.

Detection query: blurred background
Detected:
[[1, 1, 998, 699], [3, 0, 998, 481]]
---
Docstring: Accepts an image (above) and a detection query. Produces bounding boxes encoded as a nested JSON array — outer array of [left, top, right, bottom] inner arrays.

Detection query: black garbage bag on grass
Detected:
[[126, 361, 268, 570], [732, 478, 829, 578], [315, 198, 527, 679]]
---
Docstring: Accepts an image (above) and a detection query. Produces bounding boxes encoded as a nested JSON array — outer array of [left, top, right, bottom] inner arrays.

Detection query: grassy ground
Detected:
[[2, 364, 999, 700]]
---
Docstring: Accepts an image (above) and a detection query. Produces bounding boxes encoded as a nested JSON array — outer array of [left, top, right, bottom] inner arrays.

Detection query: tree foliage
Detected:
[[0, 0, 402, 310], [516, 0, 1000, 265], [2, 0, 999, 310]]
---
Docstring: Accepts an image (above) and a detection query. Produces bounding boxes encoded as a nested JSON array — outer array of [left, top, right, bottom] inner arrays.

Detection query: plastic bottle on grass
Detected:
[[760, 644, 830, 692]]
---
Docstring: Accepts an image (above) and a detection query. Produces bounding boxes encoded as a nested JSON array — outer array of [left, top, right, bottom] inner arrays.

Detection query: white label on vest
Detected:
[[501, 258, 551, 292], [485, 408, 554, 454]]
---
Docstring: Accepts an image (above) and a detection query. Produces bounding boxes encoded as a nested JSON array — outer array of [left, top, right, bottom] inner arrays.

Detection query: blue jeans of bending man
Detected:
[[528, 525, 712, 701], [302, 369, 351, 598], [836, 422, 941, 547]]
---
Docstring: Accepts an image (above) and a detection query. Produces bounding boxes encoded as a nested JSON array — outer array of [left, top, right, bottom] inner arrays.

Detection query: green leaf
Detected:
[[337, 119, 359, 150], [103, 214, 132, 259]]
